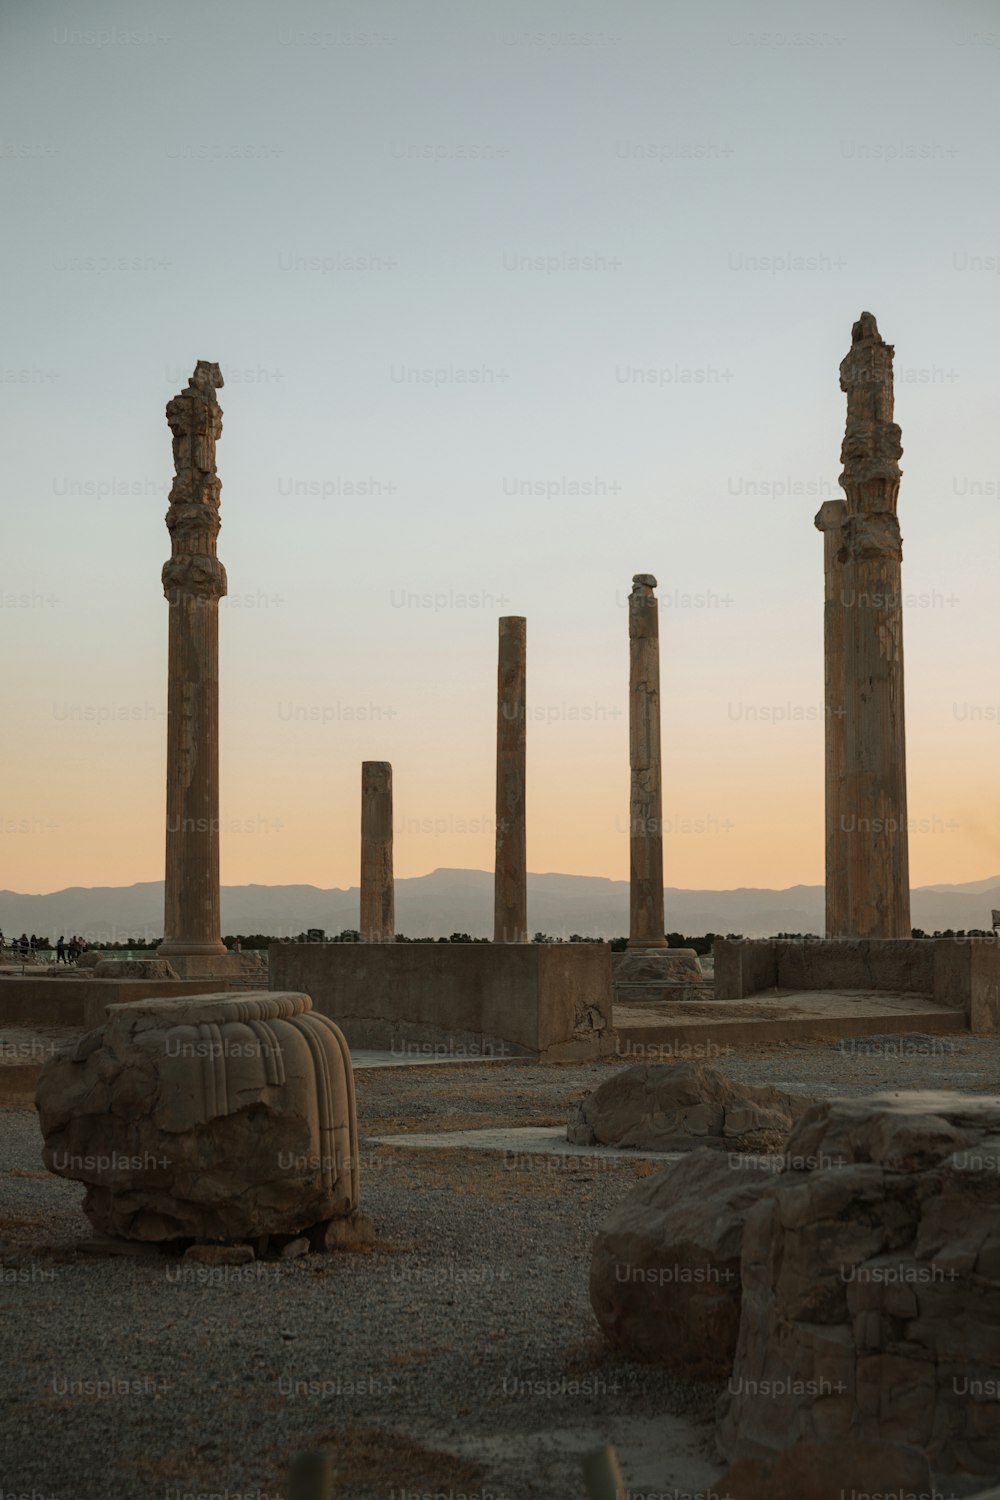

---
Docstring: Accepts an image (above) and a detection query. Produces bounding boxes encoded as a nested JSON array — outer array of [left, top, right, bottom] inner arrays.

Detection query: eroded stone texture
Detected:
[[568, 1061, 808, 1151], [628, 574, 665, 949], [814, 498, 849, 938], [589, 1149, 776, 1375], [93, 959, 180, 980], [718, 1091, 1000, 1479], [157, 361, 238, 978], [360, 761, 394, 942], [36, 991, 360, 1243], [611, 946, 708, 1004], [838, 313, 911, 939], [494, 616, 527, 943]]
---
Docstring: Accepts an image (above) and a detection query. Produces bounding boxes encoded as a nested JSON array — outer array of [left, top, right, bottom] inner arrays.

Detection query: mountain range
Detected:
[[1, 869, 998, 943]]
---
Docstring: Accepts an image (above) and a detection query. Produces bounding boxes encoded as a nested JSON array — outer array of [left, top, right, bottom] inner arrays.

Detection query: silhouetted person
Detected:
[[56, 936, 66, 964]]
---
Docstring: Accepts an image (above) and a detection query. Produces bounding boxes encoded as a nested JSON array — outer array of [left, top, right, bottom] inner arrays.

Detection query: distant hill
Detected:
[[1, 869, 998, 943]]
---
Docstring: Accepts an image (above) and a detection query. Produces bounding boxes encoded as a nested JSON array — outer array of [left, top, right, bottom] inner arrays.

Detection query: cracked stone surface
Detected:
[[590, 1148, 776, 1375], [718, 1090, 1000, 1479], [35, 991, 360, 1242], [567, 1060, 811, 1151]]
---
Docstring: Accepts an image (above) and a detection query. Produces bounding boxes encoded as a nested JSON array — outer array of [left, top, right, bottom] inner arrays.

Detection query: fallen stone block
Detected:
[[36, 990, 361, 1243], [568, 1060, 809, 1151], [718, 1090, 1000, 1481], [590, 1148, 775, 1376], [311, 1213, 377, 1252]]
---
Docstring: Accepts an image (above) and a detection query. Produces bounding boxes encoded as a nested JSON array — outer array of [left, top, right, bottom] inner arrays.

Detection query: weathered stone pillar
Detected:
[[628, 574, 666, 949], [838, 312, 911, 939], [158, 362, 238, 978], [494, 616, 527, 943], [614, 574, 703, 1001], [814, 499, 849, 938], [360, 761, 394, 942]]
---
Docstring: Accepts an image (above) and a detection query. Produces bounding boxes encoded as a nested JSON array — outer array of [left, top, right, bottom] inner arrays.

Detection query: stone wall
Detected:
[[268, 942, 614, 1060], [934, 941, 1000, 1033], [713, 938, 1000, 1021], [0, 977, 237, 1031], [715, 940, 779, 1001]]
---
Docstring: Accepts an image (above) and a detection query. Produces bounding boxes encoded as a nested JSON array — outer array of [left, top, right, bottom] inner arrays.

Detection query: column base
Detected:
[[613, 947, 708, 1005], [156, 951, 243, 980]]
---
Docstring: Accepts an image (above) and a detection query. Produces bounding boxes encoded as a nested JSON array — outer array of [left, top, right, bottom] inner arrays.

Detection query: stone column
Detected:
[[628, 575, 666, 948], [615, 574, 702, 999], [814, 500, 849, 938], [157, 362, 238, 979], [838, 312, 911, 939], [494, 616, 527, 943], [360, 761, 394, 942]]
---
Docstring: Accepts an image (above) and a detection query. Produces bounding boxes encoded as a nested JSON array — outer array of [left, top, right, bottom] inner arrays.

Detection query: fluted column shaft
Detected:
[[360, 761, 394, 942], [158, 361, 229, 962], [837, 313, 911, 939], [494, 616, 527, 943], [815, 500, 849, 937], [628, 574, 666, 948]]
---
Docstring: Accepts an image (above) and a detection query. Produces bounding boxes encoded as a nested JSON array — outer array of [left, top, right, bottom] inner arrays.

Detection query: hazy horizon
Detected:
[[4, 0, 998, 896], [5, 863, 1000, 902]]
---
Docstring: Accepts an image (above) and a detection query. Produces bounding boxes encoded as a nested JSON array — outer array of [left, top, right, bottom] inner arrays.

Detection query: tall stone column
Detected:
[[494, 616, 527, 943], [814, 500, 849, 937], [615, 574, 702, 1000], [838, 312, 911, 939], [157, 362, 238, 978], [360, 761, 394, 942], [628, 574, 666, 949]]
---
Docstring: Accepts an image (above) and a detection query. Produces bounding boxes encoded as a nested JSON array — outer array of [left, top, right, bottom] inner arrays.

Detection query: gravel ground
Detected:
[[3, 1037, 1000, 1500]]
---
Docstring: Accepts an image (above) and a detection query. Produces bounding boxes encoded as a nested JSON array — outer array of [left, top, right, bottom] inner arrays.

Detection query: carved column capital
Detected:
[[840, 511, 903, 564], [163, 362, 226, 598], [838, 311, 903, 516]]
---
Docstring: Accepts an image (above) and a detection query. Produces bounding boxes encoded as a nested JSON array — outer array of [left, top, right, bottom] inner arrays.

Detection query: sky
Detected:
[[2, 0, 999, 897]]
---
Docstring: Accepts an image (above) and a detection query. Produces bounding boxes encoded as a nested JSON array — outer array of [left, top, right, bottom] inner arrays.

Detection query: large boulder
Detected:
[[590, 1148, 776, 1375], [718, 1091, 1000, 1481], [36, 991, 361, 1243], [568, 1060, 809, 1151], [75, 950, 102, 968]]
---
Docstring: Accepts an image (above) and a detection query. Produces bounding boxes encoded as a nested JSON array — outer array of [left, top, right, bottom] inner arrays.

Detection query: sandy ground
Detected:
[[3, 1036, 1000, 1499]]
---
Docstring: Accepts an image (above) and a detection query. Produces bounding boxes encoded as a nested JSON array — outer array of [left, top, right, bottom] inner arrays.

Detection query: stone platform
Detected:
[[0, 974, 243, 1031], [715, 936, 1000, 1033], [269, 940, 615, 1060], [614, 988, 969, 1056]]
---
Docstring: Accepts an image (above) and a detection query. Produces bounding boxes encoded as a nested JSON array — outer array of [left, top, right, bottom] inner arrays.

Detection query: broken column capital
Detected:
[[814, 498, 847, 533], [838, 310, 903, 513]]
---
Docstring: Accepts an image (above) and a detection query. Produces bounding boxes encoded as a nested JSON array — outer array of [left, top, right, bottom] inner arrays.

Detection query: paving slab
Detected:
[[352, 1047, 522, 1069], [366, 1123, 686, 1164]]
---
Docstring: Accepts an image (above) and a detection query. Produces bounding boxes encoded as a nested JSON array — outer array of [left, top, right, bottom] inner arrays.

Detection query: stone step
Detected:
[[615, 1004, 970, 1054]]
